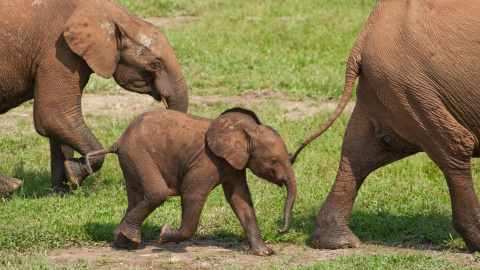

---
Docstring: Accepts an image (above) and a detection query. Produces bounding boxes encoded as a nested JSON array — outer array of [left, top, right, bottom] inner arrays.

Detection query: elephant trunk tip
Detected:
[[277, 226, 289, 235]]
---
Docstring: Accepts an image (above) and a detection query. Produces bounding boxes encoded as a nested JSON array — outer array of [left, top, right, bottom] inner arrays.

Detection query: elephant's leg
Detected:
[[49, 139, 74, 193], [414, 120, 480, 251], [313, 107, 415, 249], [114, 158, 168, 249], [158, 188, 211, 245], [441, 163, 480, 251], [0, 173, 23, 198], [221, 174, 273, 255], [33, 73, 104, 190]]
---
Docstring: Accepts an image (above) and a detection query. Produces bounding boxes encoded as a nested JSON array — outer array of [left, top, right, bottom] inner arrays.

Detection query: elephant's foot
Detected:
[[0, 174, 23, 198], [452, 216, 480, 252], [248, 242, 274, 256], [113, 223, 141, 250], [158, 224, 182, 244], [312, 218, 361, 249], [64, 159, 89, 190]]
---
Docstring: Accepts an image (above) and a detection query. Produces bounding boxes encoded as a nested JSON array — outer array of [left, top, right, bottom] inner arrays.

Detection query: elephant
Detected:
[[84, 107, 297, 255], [290, 0, 480, 252], [0, 0, 188, 198]]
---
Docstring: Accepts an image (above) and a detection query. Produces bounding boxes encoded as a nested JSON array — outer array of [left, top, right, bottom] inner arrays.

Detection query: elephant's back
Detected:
[[362, 0, 480, 84], [358, 0, 480, 136], [118, 109, 211, 153]]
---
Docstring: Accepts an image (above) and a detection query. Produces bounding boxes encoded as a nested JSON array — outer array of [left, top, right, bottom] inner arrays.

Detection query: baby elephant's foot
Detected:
[[113, 224, 141, 250], [158, 224, 183, 245], [64, 159, 89, 190], [0, 175, 23, 198]]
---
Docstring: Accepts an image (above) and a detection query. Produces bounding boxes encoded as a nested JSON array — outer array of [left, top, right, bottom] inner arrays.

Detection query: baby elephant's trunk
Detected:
[[278, 170, 297, 234], [84, 142, 119, 175]]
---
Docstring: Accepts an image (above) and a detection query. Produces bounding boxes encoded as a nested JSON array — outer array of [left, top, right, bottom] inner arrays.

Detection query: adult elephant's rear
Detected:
[[291, 0, 480, 252], [0, 0, 189, 197]]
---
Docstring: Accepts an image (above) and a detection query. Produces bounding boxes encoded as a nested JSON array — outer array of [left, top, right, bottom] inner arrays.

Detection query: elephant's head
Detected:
[[206, 107, 297, 234], [63, 0, 188, 112]]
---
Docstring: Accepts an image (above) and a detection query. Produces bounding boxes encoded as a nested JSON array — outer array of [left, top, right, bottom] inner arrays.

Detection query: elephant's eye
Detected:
[[271, 159, 278, 165], [150, 61, 163, 71]]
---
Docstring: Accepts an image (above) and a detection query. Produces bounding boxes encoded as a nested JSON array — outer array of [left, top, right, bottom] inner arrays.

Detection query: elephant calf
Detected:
[[85, 107, 297, 255]]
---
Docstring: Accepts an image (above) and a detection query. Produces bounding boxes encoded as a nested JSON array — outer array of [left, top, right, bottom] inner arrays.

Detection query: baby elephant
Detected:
[[85, 107, 297, 255]]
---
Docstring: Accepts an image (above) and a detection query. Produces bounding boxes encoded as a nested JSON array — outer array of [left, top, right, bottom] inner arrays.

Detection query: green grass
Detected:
[[2, 0, 479, 268], [296, 252, 466, 269], [107, 0, 374, 100], [1, 106, 477, 267]]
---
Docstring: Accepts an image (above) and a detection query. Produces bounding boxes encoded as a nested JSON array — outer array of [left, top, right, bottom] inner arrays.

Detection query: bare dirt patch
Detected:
[[46, 239, 480, 269], [144, 15, 200, 31], [0, 90, 354, 130]]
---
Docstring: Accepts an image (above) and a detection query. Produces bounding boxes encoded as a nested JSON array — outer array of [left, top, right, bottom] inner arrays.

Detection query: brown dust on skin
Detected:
[[2, 16, 479, 269]]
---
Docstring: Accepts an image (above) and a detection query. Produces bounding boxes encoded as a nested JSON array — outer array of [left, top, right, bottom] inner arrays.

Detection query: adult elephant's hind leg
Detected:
[[313, 107, 415, 249], [443, 164, 480, 251], [0, 173, 22, 198], [423, 129, 480, 251]]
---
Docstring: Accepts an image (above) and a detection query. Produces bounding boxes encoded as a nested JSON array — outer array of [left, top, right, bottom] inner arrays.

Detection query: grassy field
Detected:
[[2, 0, 480, 269]]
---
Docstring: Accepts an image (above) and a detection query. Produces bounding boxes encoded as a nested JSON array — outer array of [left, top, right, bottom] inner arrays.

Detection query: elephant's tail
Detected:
[[290, 23, 371, 164], [84, 142, 120, 175]]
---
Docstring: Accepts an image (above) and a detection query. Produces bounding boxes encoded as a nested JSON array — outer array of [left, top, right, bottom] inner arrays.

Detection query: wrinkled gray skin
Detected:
[[291, 0, 480, 252], [0, 0, 188, 198], [85, 108, 297, 256]]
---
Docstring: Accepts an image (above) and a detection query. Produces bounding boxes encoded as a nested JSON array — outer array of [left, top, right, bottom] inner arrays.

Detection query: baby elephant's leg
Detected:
[[158, 192, 210, 244], [114, 159, 169, 249], [222, 179, 273, 255]]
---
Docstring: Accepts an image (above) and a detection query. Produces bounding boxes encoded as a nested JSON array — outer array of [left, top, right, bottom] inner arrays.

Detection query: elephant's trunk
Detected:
[[165, 75, 189, 113], [161, 44, 189, 113], [278, 169, 297, 234]]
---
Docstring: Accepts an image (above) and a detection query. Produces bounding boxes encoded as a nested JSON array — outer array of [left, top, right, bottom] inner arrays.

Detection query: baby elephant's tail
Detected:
[[85, 142, 119, 175]]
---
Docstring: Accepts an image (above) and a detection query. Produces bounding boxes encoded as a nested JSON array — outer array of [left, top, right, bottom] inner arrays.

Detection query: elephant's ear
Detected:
[[207, 108, 260, 170], [63, 0, 123, 79]]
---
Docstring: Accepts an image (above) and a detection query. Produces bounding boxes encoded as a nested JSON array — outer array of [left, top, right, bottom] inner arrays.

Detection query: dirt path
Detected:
[[46, 239, 480, 269], [0, 90, 354, 130]]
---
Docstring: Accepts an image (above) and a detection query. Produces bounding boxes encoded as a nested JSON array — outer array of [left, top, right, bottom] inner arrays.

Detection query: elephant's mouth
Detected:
[[274, 179, 285, 188]]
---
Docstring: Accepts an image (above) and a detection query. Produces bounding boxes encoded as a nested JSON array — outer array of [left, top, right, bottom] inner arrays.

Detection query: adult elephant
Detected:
[[0, 0, 188, 198], [291, 0, 480, 252]]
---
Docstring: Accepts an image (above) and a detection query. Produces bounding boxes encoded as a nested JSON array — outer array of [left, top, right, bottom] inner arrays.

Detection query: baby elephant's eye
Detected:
[[271, 159, 278, 165]]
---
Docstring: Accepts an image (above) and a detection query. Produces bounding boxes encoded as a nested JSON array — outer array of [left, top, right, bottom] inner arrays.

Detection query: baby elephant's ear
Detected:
[[219, 107, 262, 125], [206, 111, 255, 170]]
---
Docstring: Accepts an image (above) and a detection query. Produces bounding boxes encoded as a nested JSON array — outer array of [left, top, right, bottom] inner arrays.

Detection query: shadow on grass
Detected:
[[9, 161, 121, 199], [83, 222, 249, 253], [350, 209, 462, 250], [10, 162, 52, 198], [273, 206, 463, 252], [84, 205, 462, 253]]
